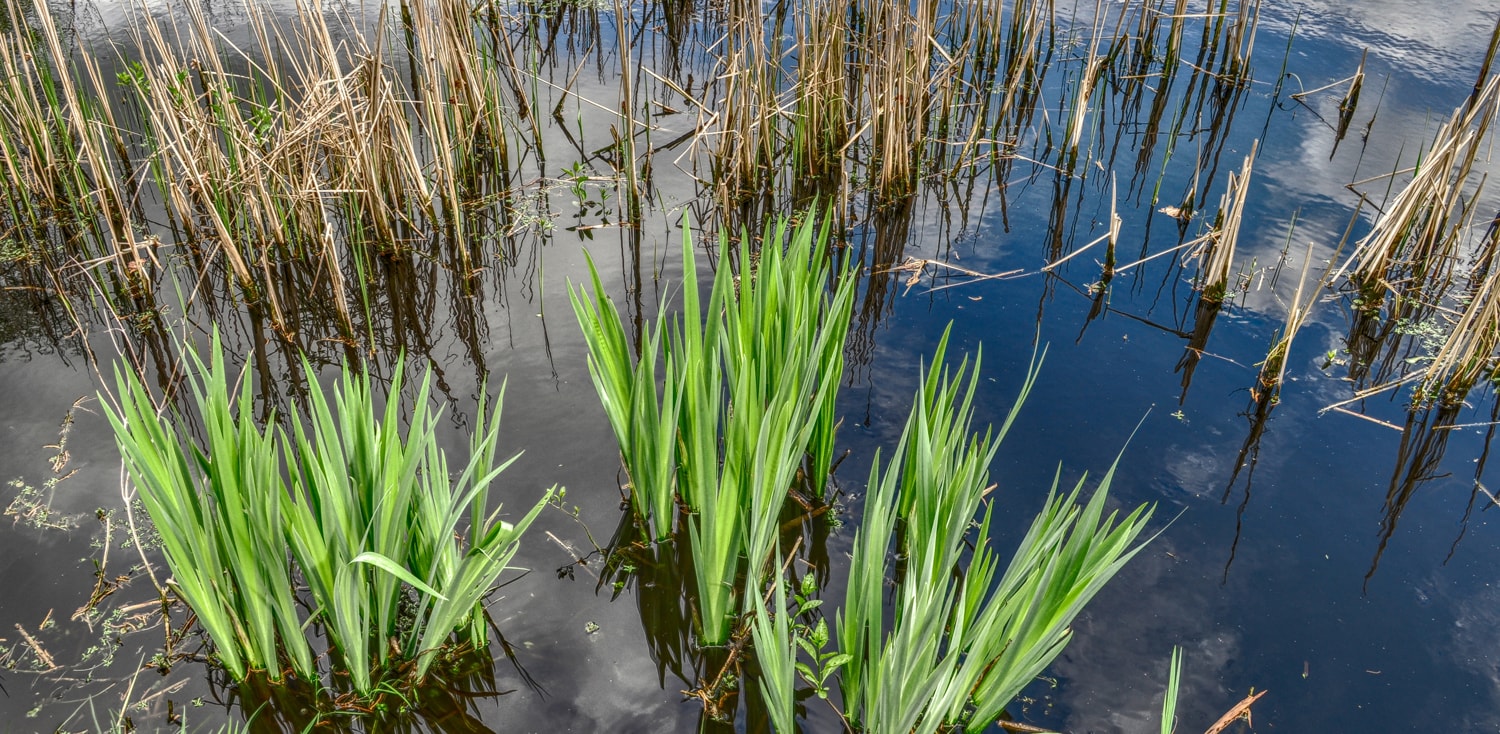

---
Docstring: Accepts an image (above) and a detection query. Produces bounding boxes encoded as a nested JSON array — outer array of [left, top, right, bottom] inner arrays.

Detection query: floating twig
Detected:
[[1204, 689, 1268, 734]]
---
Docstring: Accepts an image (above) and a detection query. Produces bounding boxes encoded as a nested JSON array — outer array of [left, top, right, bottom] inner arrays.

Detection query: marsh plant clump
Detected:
[[0, 0, 1274, 345], [828, 330, 1159, 733], [571, 214, 856, 644], [575, 213, 1168, 730], [1328, 69, 1500, 408], [101, 332, 553, 696]]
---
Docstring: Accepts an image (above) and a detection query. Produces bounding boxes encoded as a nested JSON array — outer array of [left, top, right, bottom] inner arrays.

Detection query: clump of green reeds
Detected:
[[837, 328, 1156, 733], [570, 214, 855, 644], [748, 542, 799, 733], [101, 332, 551, 694]]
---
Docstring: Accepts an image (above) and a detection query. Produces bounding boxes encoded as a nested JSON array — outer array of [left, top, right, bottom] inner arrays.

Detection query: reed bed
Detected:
[[677, 0, 1067, 212], [0, 0, 139, 294], [0, 0, 1271, 352], [708, 0, 778, 207], [0, 0, 526, 345], [855, 0, 938, 203], [102, 333, 552, 694]]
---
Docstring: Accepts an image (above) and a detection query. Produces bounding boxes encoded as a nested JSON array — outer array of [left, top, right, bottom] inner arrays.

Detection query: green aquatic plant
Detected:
[[102, 334, 314, 684], [570, 214, 856, 644], [569, 253, 682, 541], [739, 328, 1174, 732], [748, 547, 798, 734], [280, 354, 551, 690], [101, 331, 552, 694], [837, 327, 1157, 733], [1162, 645, 1184, 734]]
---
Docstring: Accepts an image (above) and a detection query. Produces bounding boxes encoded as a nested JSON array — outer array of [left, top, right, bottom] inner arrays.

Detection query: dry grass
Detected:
[[709, 0, 778, 208], [1191, 139, 1257, 302], [1325, 66, 1500, 407], [790, 0, 849, 183], [0, 0, 532, 342], [0, 0, 1281, 370]]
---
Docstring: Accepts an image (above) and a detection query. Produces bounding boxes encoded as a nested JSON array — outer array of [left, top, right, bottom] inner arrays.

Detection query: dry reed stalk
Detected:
[[126, 0, 280, 306], [791, 0, 849, 181], [120, 0, 439, 333], [1190, 0, 1254, 83], [1043, 173, 1120, 273], [1189, 138, 1257, 302], [1063, 2, 1110, 170], [0, 2, 76, 222], [1422, 257, 1500, 405], [1255, 239, 1318, 403], [707, 0, 778, 207], [402, 0, 519, 264], [1325, 76, 1500, 406], [932, 0, 1011, 176], [1289, 51, 1365, 106], [989, 0, 1051, 157], [609, 0, 644, 224], [1124, 0, 1166, 76], [856, 0, 940, 204], [1337, 49, 1366, 128], [434, 0, 511, 156], [1161, 0, 1189, 71], [72, 51, 142, 257], [408, 0, 470, 264], [1212, 0, 1259, 83], [279, 3, 430, 252], [24, 0, 141, 264], [1329, 75, 1500, 304], [121, 0, 509, 329]]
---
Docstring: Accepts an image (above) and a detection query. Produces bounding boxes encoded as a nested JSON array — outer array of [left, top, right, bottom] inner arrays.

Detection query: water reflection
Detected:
[[1220, 389, 1274, 582], [1365, 404, 1468, 589], [847, 197, 915, 380], [596, 497, 833, 731], [213, 646, 511, 734]]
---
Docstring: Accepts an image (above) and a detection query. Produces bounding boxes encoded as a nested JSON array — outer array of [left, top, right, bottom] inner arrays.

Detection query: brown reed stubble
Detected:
[[3, 0, 524, 341], [685, 0, 1060, 212], [1197, 139, 1255, 301], [791, 0, 848, 184], [856, 0, 938, 204], [710, 0, 779, 209], [1327, 68, 1500, 407], [0, 0, 140, 265]]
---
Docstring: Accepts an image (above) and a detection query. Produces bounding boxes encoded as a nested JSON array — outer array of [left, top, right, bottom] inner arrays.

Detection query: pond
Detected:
[[2, 0, 1500, 731]]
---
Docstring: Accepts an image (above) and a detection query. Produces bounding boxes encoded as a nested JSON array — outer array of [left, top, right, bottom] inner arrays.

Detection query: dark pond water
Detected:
[[3, 0, 1500, 731]]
